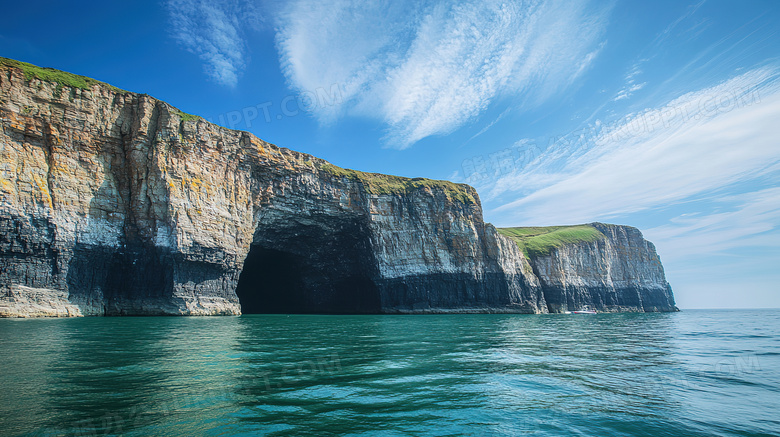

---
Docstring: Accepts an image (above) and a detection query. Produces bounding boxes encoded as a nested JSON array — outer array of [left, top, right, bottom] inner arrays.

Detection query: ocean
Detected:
[[1, 310, 778, 436]]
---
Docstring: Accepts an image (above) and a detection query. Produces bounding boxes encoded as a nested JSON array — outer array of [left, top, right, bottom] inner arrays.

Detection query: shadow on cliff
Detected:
[[65, 131, 180, 315]]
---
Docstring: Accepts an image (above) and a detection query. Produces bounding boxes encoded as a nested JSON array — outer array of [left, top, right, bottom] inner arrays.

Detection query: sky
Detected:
[[2, 0, 779, 309]]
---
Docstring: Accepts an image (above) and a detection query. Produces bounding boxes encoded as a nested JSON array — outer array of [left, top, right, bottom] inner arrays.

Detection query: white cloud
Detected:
[[167, 0, 261, 87], [275, 0, 611, 148], [644, 187, 780, 262], [467, 107, 513, 143], [275, 0, 409, 123], [612, 64, 646, 101], [488, 67, 780, 225], [613, 81, 646, 101]]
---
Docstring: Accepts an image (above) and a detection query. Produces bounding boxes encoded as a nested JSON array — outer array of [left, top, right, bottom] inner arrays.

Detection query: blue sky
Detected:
[[2, 0, 779, 309]]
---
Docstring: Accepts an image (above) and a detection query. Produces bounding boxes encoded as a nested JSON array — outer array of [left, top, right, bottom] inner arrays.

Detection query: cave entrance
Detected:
[[235, 221, 382, 314], [235, 246, 306, 314]]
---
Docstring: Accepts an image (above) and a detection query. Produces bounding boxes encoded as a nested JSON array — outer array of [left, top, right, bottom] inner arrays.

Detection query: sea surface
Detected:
[[1, 310, 778, 436]]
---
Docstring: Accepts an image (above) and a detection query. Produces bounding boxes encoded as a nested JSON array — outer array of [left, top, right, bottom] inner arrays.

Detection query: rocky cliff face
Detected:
[[498, 224, 677, 312], [0, 59, 674, 317]]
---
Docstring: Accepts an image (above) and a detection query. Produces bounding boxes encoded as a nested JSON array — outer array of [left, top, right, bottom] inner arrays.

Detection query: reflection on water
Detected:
[[0, 311, 778, 436]]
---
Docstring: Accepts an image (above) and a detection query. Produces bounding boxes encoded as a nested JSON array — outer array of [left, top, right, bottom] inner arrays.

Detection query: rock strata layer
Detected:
[[0, 59, 676, 316]]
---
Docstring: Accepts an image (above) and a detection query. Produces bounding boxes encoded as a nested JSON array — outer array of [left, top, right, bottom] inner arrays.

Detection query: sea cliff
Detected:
[[0, 58, 676, 316], [497, 224, 676, 312]]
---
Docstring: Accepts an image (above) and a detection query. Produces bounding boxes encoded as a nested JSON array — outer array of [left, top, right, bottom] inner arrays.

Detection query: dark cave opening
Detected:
[[235, 246, 307, 314], [235, 237, 382, 314]]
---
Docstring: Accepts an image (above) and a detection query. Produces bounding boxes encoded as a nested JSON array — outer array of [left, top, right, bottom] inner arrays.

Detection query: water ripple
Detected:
[[0, 310, 778, 436]]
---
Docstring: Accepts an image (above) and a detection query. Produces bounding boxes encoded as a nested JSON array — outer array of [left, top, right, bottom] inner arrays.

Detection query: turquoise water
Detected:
[[1, 310, 778, 436]]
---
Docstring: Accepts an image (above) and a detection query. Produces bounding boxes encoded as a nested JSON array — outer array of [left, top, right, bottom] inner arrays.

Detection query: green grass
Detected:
[[318, 162, 477, 204], [0, 57, 128, 94], [175, 109, 200, 122], [1, 57, 204, 123], [497, 224, 605, 258]]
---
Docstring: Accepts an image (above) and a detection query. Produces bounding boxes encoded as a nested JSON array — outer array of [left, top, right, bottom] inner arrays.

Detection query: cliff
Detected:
[[497, 224, 677, 312], [0, 58, 675, 317]]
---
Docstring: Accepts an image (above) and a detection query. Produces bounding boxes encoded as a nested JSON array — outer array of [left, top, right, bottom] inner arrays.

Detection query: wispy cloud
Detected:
[[167, 0, 262, 87], [643, 185, 780, 309], [488, 66, 780, 225], [275, 0, 611, 148], [275, 0, 411, 123], [612, 66, 646, 101], [644, 187, 780, 263], [613, 82, 646, 101], [653, 0, 708, 48], [467, 107, 513, 143]]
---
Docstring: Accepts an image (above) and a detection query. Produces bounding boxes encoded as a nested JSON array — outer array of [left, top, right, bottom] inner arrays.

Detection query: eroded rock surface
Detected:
[[515, 224, 677, 313]]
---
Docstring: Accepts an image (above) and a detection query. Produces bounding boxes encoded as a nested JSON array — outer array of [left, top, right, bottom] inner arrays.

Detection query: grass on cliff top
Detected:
[[497, 224, 605, 258], [1, 57, 202, 121], [175, 109, 200, 122], [0, 57, 128, 94], [318, 162, 477, 204]]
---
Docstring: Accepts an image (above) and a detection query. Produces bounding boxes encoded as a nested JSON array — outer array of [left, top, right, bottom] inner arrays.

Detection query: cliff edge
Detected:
[[0, 58, 676, 316]]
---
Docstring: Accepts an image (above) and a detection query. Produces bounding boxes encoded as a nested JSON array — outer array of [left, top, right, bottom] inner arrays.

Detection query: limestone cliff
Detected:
[[0, 58, 674, 317], [497, 224, 677, 312]]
